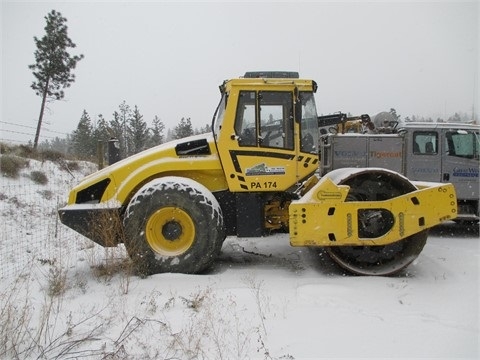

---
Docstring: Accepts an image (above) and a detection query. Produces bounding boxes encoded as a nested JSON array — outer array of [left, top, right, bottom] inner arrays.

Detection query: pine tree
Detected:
[[174, 117, 194, 139], [119, 101, 132, 155], [148, 115, 165, 147], [38, 136, 70, 154], [201, 123, 211, 134], [72, 110, 95, 158], [194, 124, 211, 135], [109, 111, 126, 159], [128, 105, 149, 154], [166, 128, 174, 142], [29, 10, 84, 149], [93, 114, 111, 161], [94, 114, 111, 142]]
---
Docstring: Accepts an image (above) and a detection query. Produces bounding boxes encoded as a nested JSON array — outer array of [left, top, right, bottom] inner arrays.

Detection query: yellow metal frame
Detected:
[[289, 176, 458, 247]]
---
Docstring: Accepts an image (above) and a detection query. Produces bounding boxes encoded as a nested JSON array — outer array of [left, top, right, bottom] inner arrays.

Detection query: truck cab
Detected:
[[403, 122, 479, 221], [320, 121, 479, 221]]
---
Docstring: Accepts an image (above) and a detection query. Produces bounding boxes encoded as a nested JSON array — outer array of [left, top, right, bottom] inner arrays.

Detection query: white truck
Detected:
[[320, 117, 479, 222]]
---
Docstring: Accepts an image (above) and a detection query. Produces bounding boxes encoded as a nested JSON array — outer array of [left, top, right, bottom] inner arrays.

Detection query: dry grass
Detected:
[[0, 268, 291, 359], [30, 170, 49, 185], [0, 154, 29, 178], [86, 210, 134, 294]]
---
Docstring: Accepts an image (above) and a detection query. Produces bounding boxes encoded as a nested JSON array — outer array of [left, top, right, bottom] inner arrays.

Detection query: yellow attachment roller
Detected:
[[290, 176, 457, 247]]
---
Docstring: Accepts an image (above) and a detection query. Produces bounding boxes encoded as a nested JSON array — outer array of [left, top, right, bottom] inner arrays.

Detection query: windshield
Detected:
[[445, 130, 480, 159], [299, 92, 319, 154], [212, 93, 227, 140]]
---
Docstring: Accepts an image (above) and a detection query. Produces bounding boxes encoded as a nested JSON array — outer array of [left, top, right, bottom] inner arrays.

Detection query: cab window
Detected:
[[299, 92, 319, 154], [413, 131, 438, 155], [235, 90, 294, 150], [213, 92, 227, 139], [235, 91, 256, 146], [259, 91, 293, 149]]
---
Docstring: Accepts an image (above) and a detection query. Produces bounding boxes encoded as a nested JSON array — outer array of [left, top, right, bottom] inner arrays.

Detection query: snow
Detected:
[[1, 158, 479, 359]]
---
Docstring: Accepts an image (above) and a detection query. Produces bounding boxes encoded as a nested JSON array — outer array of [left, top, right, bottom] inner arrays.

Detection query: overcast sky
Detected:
[[2, 0, 479, 144]]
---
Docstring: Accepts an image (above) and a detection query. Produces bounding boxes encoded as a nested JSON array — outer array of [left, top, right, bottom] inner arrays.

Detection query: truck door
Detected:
[[442, 129, 479, 201], [405, 130, 441, 182]]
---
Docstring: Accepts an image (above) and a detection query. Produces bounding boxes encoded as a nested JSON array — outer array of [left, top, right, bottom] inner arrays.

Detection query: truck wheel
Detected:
[[325, 169, 428, 276], [123, 177, 225, 275]]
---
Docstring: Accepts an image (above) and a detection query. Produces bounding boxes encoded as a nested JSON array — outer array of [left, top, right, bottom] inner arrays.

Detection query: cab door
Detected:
[[216, 89, 298, 192]]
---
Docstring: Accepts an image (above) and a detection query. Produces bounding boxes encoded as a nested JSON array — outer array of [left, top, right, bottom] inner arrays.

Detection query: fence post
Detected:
[[108, 138, 121, 165], [97, 140, 104, 170]]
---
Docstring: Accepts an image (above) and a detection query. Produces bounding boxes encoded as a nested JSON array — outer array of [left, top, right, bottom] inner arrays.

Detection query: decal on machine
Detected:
[[245, 163, 286, 176]]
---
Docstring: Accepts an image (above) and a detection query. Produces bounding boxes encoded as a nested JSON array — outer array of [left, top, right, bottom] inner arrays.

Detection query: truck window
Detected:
[[413, 131, 438, 155], [446, 130, 480, 159]]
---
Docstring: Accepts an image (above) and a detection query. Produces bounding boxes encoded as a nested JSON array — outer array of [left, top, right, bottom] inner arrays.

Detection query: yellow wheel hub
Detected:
[[146, 207, 195, 256]]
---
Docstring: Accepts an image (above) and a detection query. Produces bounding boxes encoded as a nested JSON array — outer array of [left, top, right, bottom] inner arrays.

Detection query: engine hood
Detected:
[[65, 133, 226, 206]]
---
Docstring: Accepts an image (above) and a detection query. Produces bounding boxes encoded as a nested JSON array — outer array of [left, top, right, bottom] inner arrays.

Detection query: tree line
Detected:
[[36, 101, 211, 160]]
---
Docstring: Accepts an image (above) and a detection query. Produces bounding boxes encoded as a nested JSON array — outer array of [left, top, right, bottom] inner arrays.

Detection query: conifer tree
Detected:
[[72, 110, 94, 158], [128, 105, 149, 155], [118, 101, 132, 155], [94, 114, 111, 142], [148, 115, 165, 147], [173, 117, 194, 139], [29, 10, 84, 149]]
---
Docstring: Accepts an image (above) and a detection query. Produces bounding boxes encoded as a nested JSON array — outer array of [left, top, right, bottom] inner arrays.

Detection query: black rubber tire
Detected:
[[324, 169, 428, 276], [123, 176, 225, 275]]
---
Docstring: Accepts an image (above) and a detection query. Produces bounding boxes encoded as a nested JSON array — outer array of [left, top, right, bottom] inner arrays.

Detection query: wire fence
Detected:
[[0, 120, 71, 145], [0, 157, 98, 280]]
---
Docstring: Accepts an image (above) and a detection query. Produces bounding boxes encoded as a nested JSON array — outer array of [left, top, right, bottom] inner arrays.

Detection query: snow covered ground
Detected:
[[1, 158, 478, 359]]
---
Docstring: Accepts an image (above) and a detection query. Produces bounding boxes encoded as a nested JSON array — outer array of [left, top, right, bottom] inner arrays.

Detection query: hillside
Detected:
[[0, 156, 478, 359]]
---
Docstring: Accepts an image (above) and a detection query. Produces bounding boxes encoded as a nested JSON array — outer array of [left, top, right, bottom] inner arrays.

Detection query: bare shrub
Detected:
[[163, 287, 257, 360], [0, 275, 33, 358], [180, 288, 209, 312], [17, 144, 35, 158], [243, 274, 270, 336], [30, 170, 48, 185], [0, 142, 14, 154], [39, 149, 64, 163], [38, 189, 53, 200], [47, 263, 68, 297], [0, 154, 29, 178], [87, 210, 133, 294], [66, 160, 80, 171], [1, 271, 111, 359]]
